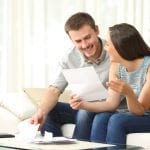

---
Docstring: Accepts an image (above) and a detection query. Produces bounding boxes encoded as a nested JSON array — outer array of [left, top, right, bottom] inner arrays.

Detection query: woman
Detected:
[[70, 23, 150, 145]]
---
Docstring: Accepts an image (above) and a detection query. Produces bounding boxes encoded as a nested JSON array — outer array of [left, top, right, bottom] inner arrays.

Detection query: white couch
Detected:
[[0, 88, 150, 148]]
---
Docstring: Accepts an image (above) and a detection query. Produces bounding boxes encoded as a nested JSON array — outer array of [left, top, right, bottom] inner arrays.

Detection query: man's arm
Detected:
[[30, 86, 61, 126], [39, 86, 61, 116]]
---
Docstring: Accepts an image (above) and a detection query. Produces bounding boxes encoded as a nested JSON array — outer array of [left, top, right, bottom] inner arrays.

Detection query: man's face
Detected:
[[68, 25, 100, 60]]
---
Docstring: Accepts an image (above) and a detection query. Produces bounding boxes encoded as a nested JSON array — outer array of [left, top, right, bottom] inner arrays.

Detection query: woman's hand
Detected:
[[107, 78, 133, 96], [69, 94, 85, 110]]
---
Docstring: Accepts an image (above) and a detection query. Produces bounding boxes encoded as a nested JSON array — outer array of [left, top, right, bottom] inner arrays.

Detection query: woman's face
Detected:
[[105, 31, 121, 63]]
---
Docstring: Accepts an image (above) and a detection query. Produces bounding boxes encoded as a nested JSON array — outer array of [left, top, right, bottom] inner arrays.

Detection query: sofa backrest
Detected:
[[24, 88, 70, 104]]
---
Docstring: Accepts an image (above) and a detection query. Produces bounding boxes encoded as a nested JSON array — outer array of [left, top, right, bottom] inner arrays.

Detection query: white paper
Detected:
[[33, 136, 77, 144], [16, 120, 76, 144], [62, 66, 108, 101], [16, 120, 40, 141]]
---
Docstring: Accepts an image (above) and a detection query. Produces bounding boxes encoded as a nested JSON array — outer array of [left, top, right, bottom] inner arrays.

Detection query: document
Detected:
[[33, 136, 77, 144], [17, 120, 76, 144], [62, 66, 108, 101], [16, 119, 40, 141]]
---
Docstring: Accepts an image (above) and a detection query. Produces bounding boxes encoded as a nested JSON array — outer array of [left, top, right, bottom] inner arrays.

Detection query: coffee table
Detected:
[[0, 137, 144, 150]]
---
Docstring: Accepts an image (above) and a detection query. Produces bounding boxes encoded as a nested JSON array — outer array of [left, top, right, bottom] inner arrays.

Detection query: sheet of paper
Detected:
[[16, 120, 40, 141], [62, 66, 108, 101], [16, 120, 76, 144], [33, 136, 77, 144]]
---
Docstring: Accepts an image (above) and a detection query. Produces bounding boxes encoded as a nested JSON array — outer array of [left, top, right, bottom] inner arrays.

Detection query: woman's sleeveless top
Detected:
[[117, 56, 150, 110]]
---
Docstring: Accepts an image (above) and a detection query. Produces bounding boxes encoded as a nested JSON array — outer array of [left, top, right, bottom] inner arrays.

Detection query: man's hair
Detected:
[[64, 12, 96, 34], [109, 23, 150, 60]]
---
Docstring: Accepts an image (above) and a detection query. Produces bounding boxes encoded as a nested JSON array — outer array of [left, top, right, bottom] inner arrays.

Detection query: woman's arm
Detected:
[[138, 66, 150, 111], [69, 63, 121, 112], [108, 66, 150, 115]]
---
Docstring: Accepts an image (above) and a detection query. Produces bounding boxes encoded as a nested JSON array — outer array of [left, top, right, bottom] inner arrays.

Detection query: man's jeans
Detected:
[[41, 102, 77, 136], [41, 102, 150, 145]]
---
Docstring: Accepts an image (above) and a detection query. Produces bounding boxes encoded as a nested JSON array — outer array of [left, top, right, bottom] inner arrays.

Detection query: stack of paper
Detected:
[[16, 120, 77, 144]]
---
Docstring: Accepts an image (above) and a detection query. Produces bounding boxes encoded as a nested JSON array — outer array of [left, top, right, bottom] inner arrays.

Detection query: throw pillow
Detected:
[[0, 92, 37, 120]]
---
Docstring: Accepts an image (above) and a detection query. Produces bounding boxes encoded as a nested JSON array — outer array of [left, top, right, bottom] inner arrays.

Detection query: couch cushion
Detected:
[[24, 88, 46, 104], [0, 92, 37, 120], [127, 133, 150, 148], [61, 124, 75, 138], [24, 88, 71, 104]]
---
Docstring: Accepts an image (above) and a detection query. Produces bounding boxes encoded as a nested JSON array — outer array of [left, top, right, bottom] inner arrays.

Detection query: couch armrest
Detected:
[[0, 107, 20, 133]]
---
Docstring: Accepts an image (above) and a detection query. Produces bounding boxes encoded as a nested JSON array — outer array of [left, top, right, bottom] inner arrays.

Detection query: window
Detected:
[[0, 0, 150, 92]]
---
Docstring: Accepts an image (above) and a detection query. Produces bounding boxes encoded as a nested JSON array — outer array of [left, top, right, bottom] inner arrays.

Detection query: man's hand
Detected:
[[30, 109, 47, 130]]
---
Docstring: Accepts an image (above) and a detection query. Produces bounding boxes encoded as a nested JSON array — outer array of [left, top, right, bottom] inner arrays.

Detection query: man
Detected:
[[30, 12, 110, 142]]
